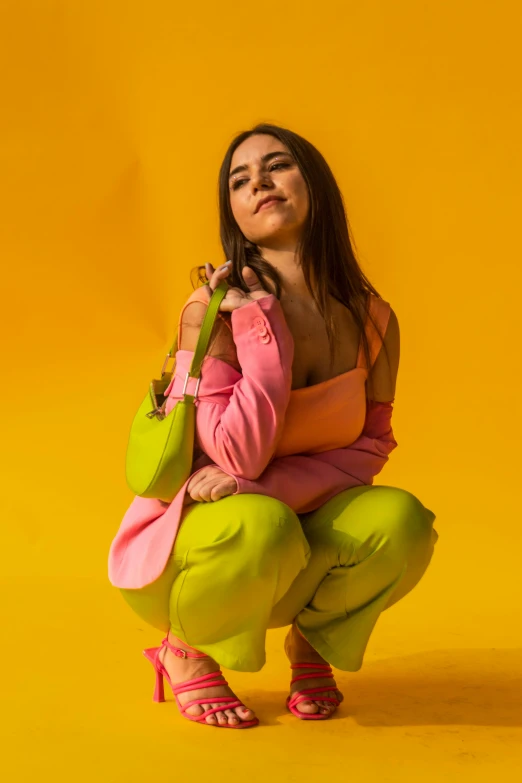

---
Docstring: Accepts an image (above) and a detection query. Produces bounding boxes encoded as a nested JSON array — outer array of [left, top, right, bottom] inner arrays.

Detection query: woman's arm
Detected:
[[222, 306, 401, 513], [227, 400, 397, 514], [367, 307, 400, 401], [166, 294, 295, 480]]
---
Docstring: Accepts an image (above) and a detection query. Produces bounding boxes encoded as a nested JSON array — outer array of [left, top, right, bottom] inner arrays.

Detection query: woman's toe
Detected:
[[185, 704, 204, 718], [236, 706, 253, 720], [313, 694, 337, 713], [224, 709, 240, 724], [214, 709, 228, 725], [297, 699, 319, 714], [205, 708, 218, 725]]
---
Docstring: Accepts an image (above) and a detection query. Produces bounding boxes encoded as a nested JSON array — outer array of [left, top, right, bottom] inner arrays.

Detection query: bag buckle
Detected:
[[182, 372, 201, 400], [161, 353, 175, 376], [146, 406, 166, 420]]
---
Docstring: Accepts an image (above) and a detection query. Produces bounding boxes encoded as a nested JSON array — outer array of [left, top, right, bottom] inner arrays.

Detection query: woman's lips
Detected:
[[258, 198, 284, 211]]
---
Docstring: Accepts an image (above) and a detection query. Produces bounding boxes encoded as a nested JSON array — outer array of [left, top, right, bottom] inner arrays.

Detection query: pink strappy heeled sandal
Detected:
[[142, 636, 259, 729], [287, 662, 341, 720]]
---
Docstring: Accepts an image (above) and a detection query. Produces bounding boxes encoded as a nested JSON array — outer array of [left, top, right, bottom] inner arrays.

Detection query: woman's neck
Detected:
[[257, 245, 313, 302]]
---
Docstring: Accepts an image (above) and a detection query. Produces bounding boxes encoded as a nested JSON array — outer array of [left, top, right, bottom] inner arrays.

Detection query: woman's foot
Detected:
[[158, 633, 256, 726], [284, 623, 343, 717]]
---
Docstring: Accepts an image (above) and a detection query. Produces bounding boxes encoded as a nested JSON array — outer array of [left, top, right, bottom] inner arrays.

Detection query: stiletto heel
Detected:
[[143, 647, 165, 702], [142, 637, 258, 729]]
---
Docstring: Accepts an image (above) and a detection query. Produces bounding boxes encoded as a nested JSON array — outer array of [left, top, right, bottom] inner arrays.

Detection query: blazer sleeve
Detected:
[[165, 294, 295, 481], [226, 400, 398, 514]]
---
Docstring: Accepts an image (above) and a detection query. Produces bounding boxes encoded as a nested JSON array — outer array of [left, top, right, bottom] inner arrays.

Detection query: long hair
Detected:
[[189, 122, 390, 399]]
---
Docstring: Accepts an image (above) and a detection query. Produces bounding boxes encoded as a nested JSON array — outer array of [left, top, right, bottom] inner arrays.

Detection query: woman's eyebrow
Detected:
[[229, 151, 291, 180]]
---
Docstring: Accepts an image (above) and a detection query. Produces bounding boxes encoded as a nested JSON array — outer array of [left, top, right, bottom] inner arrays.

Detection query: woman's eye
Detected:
[[231, 162, 290, 190]]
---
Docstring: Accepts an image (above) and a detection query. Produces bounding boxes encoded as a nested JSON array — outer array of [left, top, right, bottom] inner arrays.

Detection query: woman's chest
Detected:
[[280, 298, 361, 391]]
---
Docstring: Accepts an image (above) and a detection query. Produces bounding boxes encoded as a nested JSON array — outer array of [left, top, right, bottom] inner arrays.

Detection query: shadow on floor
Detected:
[[243, 648, 522, 727]]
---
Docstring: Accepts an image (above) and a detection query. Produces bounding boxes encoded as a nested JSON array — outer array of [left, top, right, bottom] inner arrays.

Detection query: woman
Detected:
[[108, 123, 438, 729]]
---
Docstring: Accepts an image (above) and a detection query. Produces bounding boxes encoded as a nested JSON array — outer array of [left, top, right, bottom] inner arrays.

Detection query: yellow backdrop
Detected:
[[1, 1, 521, 780]]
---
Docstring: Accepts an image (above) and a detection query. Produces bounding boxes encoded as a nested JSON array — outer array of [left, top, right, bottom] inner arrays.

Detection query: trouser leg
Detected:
[[120, 494, 310, 672], [268, 485, 438, 671]]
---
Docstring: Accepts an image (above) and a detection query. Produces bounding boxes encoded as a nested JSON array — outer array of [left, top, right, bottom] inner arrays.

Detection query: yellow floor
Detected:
[[4, 363, 520, 782], [4, 554, 521, 783]]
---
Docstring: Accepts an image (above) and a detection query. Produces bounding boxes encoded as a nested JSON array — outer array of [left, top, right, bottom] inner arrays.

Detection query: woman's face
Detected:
[[228, 134, 310, 248]]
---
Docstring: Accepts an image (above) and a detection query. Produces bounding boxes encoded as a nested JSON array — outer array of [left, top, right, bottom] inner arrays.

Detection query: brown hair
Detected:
[[189, 122, 390, 399]]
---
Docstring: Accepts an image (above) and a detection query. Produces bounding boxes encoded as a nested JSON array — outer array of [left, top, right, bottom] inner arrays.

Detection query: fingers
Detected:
[[205, 261, 232, 292], [210, 483, 235, 502], [187, 476, 212, 502], [186, 468, 237, 503], [241, 265, 264, 292], [188, 476, 234, 503]]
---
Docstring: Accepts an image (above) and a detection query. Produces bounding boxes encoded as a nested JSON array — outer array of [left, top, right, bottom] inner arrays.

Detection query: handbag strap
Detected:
[[164, 279, 229, 380]]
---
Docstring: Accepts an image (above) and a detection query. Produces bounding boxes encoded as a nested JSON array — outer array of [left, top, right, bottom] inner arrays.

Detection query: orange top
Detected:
[[177, 290, 391, 458]]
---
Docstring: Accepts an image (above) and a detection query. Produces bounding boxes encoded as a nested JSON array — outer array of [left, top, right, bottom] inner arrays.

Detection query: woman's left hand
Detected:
[[183, 466, 238, 506]]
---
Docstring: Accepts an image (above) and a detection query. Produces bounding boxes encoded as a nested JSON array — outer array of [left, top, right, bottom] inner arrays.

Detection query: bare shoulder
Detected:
[[368, 305, 400, 402], [179, 299, 240, 372]]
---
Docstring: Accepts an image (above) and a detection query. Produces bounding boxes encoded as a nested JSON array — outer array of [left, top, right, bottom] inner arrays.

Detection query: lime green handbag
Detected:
[[125, 280, 228, 502]]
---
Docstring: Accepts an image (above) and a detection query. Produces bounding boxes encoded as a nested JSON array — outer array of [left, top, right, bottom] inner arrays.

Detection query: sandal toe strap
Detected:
[[289, 688, 340, 707], [172, 669, 248, 717], [181, 697, 243, 717]]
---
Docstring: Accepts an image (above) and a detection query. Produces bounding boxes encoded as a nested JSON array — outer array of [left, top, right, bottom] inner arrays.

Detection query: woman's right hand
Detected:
[[204, 261, 273, 313]]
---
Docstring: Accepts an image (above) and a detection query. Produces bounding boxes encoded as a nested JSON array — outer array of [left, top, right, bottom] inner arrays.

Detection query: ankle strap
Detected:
[[161, 636, 208, 660]]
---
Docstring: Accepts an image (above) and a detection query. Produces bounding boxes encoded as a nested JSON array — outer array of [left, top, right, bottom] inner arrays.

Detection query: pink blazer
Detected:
[[108, 294, 397, 589]]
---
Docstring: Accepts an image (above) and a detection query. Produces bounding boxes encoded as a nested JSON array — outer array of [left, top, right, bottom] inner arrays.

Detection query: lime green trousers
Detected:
[[120, 485, 438, 672]]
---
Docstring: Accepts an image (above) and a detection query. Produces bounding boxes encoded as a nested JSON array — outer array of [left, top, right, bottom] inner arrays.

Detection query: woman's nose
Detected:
[[250, 173, 272, 191]]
